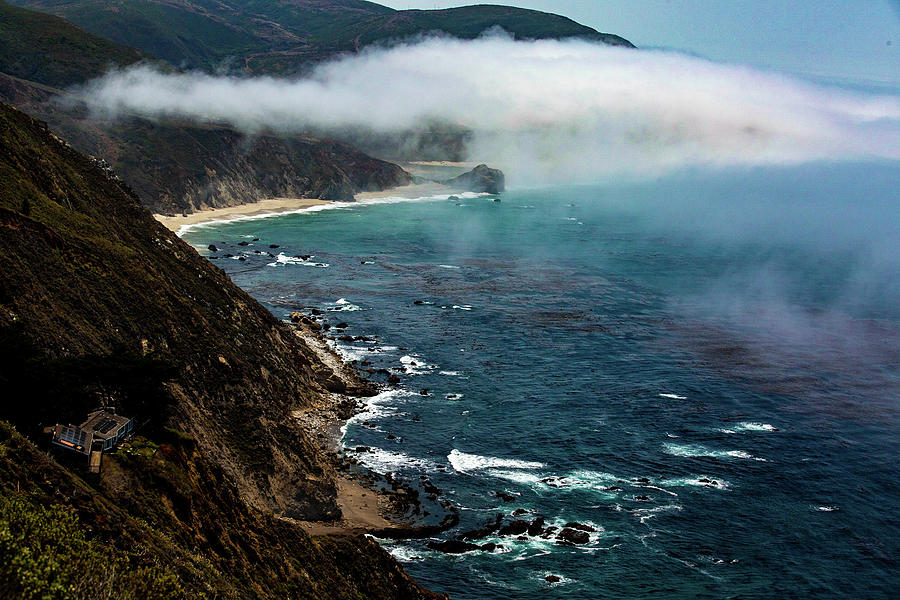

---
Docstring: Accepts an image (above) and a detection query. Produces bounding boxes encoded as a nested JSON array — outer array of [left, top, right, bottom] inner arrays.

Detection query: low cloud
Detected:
[[78, 34, 900, 183]]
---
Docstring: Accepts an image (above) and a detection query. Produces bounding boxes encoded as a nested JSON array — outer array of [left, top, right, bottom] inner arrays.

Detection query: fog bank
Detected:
[[79, 35, 900, 183]]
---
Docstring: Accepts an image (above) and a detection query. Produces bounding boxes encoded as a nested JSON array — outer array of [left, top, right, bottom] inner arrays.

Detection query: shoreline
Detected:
[[154, 182, 455, 234], [287, 315, 457, 538]]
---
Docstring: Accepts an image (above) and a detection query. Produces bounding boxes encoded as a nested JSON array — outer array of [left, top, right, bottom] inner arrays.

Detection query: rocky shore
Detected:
[[287, 311, 460, 539]]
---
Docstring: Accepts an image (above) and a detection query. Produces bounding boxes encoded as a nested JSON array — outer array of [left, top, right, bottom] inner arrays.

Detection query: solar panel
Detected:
[[95, 418, 118, 434], [60, 427, 87, 446]]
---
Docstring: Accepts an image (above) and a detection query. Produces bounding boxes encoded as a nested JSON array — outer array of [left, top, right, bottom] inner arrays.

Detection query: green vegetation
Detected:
[[330, 5, 634, 50], [0, 0, 144, 88], [8, 0, 632, 75], [0, 492, 182, 600]]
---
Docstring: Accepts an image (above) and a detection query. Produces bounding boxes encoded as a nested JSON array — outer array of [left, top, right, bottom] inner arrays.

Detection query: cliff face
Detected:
[[0, 73, 412, 214], [0, 103, 442, 599], [39, 109, 413, 214]]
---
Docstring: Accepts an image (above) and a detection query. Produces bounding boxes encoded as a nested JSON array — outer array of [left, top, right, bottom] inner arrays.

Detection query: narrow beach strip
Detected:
[[154, 182, 455, 235]]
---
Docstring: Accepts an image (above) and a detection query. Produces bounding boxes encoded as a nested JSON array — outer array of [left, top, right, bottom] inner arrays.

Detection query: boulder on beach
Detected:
[[443, 164, 505, 194]]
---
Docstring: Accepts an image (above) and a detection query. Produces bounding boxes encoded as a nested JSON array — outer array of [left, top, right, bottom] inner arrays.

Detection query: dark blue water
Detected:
[[184, 162, 899, 599]]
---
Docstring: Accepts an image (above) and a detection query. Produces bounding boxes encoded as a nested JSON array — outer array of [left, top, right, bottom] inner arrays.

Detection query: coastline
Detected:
[[154, 182, 455, 234], [153, 197, 330, 232], [155, 177, 468, 535], [288, 315, 457, 538]]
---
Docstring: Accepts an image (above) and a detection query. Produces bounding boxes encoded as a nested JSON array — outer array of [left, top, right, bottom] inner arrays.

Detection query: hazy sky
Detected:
[[378, 1, 900, 85]]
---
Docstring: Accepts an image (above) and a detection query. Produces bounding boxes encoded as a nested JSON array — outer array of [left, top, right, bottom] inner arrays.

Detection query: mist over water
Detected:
[[182, 160, 899, 598], [94, 28, 898, 598], [79, 34, 900, 183]]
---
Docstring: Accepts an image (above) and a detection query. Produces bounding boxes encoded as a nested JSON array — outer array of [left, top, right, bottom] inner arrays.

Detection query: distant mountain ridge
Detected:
[[8, 0, 633, 74], [0, 1, 146, 87], [0, 0, 633, 212]]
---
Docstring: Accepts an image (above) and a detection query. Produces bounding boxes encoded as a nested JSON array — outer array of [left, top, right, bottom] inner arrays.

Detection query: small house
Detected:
[[52, 409, 134, 472]]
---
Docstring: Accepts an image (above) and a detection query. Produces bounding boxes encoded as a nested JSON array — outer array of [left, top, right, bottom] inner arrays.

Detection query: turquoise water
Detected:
[[184, 162, 899, 599]]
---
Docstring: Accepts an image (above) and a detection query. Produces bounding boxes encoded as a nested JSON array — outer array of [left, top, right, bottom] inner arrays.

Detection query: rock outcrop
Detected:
[[443, 164, 506, 194]]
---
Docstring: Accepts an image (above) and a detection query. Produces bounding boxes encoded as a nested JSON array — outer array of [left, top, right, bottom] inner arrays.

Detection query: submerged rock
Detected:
[[557, 528, 590, 545], [498, 520, 529, 536]]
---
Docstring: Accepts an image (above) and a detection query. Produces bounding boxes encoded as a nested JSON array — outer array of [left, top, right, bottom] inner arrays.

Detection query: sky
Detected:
[[378, 1, 900, 86]]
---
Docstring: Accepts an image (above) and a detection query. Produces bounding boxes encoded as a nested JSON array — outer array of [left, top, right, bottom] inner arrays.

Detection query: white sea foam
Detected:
[[659, 393, 687, 400], [175, 192, 486, 236], [660, 476, 731, 490], [439, 370, 460, 376], [330, 342, 396, 362], [384, 543, 426, 562], [816, 505, 839, 512], [438, 264, 461, 269], [448, 449, 544, 473], [344, 388, 415, 432], [451, 305, 473, 311], [488, 469, 546, 485], [265, 252, 328, 267], [354, 446, 440, 474], [327, 298, 363, 312], [399, 354, 436, 375], [734, 422, 778, 432], [631, 504, 684, 524], [664, 443, 767, 461]]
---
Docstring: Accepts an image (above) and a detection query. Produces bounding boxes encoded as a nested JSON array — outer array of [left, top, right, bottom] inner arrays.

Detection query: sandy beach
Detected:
[[154, 197, 330, 232], [155, 182, 456, 233]]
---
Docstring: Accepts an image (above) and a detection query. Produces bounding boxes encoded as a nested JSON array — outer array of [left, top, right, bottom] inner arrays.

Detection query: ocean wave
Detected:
[[400, 354, 437, 375], [664, 443, 767, 462], [344, 388, 415, 431], [330, 342, 397, 362], [732, 422, 778, 433], [352, 446, 440, 474], [176, 192, 489, 236], [660, 476, 731, 490], [631, 504, 684, 524], [659, 393, 687, 400], [327, 298, 363, 311], [448, 449, 545, 473], [265, 252, 328, 268]]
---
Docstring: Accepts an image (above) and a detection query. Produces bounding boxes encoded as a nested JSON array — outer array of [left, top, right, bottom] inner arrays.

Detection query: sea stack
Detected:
[[444, 164, 505, 194]]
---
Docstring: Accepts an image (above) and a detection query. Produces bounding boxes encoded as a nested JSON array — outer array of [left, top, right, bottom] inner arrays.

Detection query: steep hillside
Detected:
[[38, 109, 414, 214], [330, 4, 634, 51], [0, 0, 146, 88], [10, 0, 633, 74], [0, 102, 442, 599]]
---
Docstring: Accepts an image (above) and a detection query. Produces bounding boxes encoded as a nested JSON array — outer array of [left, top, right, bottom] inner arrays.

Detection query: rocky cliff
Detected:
[[0, 102, 443, 599]]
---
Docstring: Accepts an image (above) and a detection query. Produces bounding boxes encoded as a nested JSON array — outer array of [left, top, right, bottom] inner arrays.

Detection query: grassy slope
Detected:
[[0, 102, 444, 599], [10, 0, 633, 73], [332, 4, 635, 50], [7, 0, 262, 70], [0, 0, 145, 88]]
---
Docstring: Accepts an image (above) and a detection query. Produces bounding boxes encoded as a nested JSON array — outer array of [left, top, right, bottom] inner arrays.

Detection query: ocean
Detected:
[[182, 161, 898, 599]]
